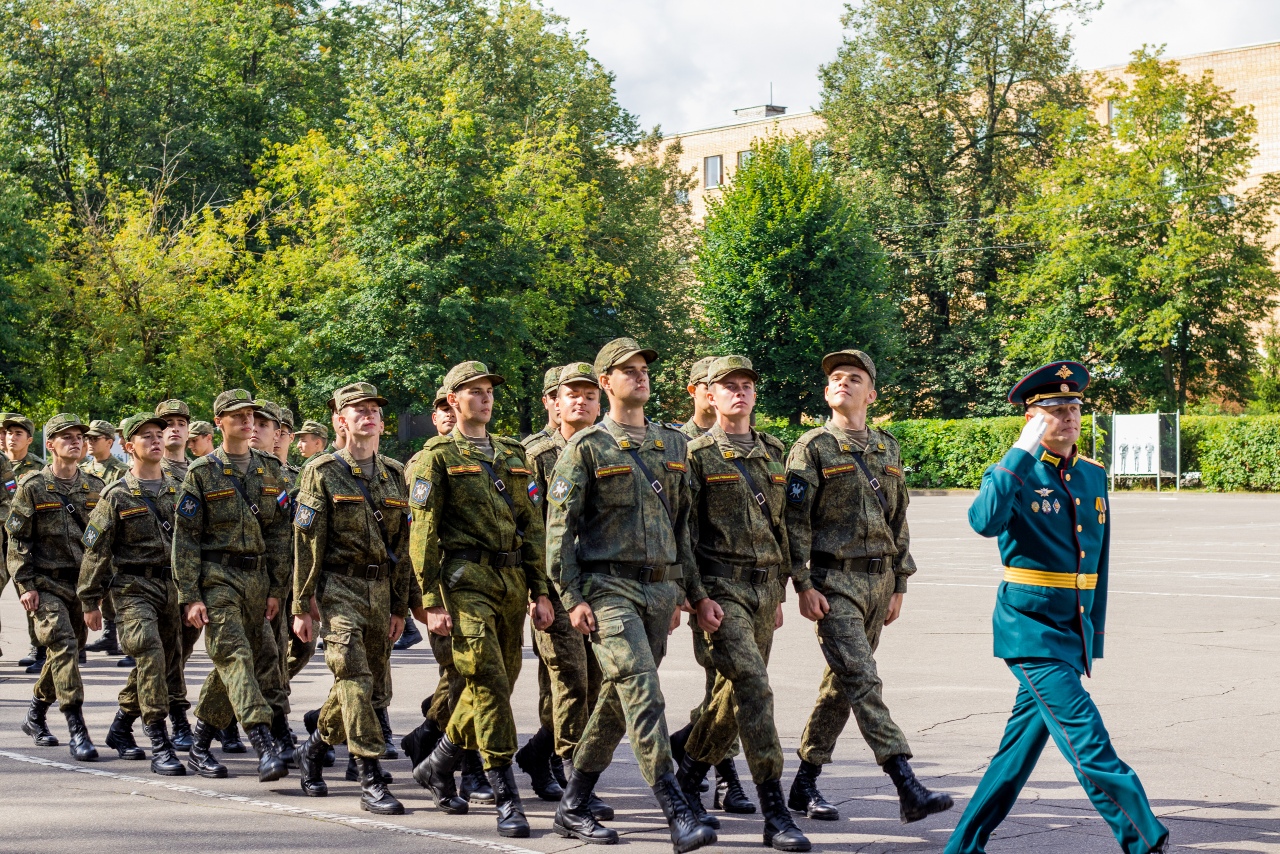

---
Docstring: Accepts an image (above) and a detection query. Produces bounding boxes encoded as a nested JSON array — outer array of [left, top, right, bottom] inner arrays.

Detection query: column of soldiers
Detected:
[[5, 340, 1163, 854]]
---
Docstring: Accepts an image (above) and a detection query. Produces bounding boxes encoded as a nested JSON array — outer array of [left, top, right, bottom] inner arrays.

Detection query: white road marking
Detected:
[[0, 749, 543, 854]]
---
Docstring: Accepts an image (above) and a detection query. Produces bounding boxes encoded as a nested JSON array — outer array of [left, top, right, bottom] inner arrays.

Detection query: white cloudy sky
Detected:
[[542, 0, 1280, 134]]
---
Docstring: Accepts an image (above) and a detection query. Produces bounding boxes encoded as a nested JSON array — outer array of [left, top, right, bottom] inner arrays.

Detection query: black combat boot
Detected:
[[787, 759, 838, 820], [303, 708, 335, 766], [169, 703, 193, 751], [376, 707, 398, 759], [187, 719, 229, 778], [653, 772, 717, 853], [400, 717, 443, 767], [411, 733, 469, 814], [514, 725, 563, 801], [669, 723, 709, 793], [883, 755, 954, 824], [143, 719, 186, 776], [85, 619, 122, 654], [549, 752, 569, 788], [553, 765, 619, 843], [63, 705, 99, 762], [117, 654, 135, 668], [24, 646, 46, 674], [219, 719, 247, 754], [298, 731, 328, 797], [676, 753, 720, 829], [758, 780, 811, 851], [714, 758, 756, 813], [360, 756, 405, 815], [246, 722, 288, 782], [346, 753, 392, 783], [487, 764, 531, 838], [105, 708, 147, 759], [22, 697, 59, 746], [18, 645, 40, 667], [460, 749, 495, 804], [271, 711, 297, 767]]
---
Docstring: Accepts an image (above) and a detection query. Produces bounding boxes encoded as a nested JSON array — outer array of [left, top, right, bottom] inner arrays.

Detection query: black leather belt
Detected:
[[581, 562, 682, 583], [324, 562, 389, 581], [811, 552, 891, 573], [117, 565, 170, 580], [445, 547, 523, 568], [37, 566, 78, 583], [701, 560, 780, 584], [201, 550, 265, 571]]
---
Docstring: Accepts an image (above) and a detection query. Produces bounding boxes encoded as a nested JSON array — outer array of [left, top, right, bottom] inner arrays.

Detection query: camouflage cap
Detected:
[[295, 419, 329, 439], [688, 356, 716, 387], [432, 387, 451, 410], [706, 354, 759, 385], [188, 420, 216, 437], [120, 412, 168, 441], [594, 337, 658, 376], [45, 413, 87, 438], [442, 361, 505, 394], [278, 408, 295, 431], [255, 399, 283, 425], [85, 419, 118, 439], [2, 413, 35, 436], [333, 381, 389, 410], [542, 366, 564, 395], [558, 362, 599, 389], [154, 399, 190, 419], [821, 349, 877, 383], [212, 389, 260, 417]]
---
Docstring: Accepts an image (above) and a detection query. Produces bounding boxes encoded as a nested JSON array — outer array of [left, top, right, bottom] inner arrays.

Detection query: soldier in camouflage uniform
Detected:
[[529, 365, 563, 445], [519, 363, 611, 819], [293, 382, 410, 815], [545, 338, 714, 852], [784, 350, 952, 824], [187, 421, 217, 458], [409, 361, 554, 838], [78, 413, 187, 775], [676, 356, 810, 851], [8, 414, 102, 761], [0, 435, 14, 646], [173, 389, 291, 782], [295, 420, 329, 463], [80, 420, 130, 658], [5, 413, 49, 671]]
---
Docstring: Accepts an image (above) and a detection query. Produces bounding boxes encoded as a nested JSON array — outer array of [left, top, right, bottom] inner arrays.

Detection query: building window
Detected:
[[704, 155, 723, 189], [737, 150, 753, 170]]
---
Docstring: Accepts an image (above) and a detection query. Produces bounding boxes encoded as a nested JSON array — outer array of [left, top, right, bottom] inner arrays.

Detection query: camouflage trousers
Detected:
[[31, 589, 85, 707], [115, 578, 186, 723], [442, 560, 527, 770], [271, 593, 318, 698], [193, 565, 287, 730], [685, 576, 784, 784], [315, 573, 392, 759], [533, 593, 602, 759], [426, 630, 464, 730], [571, 575, 682, 786], [688, 613, 740, 758], [799, 565, 911, 766]]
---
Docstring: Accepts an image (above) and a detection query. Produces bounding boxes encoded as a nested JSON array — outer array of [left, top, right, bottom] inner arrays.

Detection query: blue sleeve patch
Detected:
[[82, 524, 101, 548], [177, 493, 201, 519], [410, 477, 432, 506], [294, 502, 317, 530], [786, 474, 808, 506], [548, 475, 575, 506], [7, 513, 23, 533]]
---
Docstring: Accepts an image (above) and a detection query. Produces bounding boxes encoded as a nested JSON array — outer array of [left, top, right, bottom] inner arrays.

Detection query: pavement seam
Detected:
[[0, 749, 544, 854]]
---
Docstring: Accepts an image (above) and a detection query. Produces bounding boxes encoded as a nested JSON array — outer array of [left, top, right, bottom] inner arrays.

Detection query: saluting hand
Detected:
[[1014, 412, 1049, 454]]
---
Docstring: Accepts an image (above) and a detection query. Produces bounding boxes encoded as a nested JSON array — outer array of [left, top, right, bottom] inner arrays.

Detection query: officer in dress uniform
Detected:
[[944, 362, 1168, 854]]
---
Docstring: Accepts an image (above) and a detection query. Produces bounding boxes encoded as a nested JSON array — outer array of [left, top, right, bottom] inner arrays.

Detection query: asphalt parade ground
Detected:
[[0, 491, 1277, 853]]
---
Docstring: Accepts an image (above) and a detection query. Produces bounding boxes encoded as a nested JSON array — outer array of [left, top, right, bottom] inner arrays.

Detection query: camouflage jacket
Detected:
[[679, 419, 711, 440], [172, 446, 293, 605], [0, 455, 14, 522], [81, 454, 129, 486], [545, 417, 695, 611], [6, 466, 104, 602], [686, 424, 790, 602], [12, 452, 44, 481], [407, 429, 547, 610], [78, 471, 180, 611], [784, 423, 917, 594], [161, 456, 190, 483], [524, 428, 567, 523], [521, 427, 554, 451], [292, 449, 411, 618]]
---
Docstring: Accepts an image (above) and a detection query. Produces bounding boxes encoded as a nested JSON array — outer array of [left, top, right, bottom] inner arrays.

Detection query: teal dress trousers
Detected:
[[944, 445, 1168, 854]]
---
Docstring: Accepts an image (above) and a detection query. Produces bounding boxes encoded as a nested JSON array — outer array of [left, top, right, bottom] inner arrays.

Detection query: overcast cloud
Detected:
[[542, 0, 1280, 134]]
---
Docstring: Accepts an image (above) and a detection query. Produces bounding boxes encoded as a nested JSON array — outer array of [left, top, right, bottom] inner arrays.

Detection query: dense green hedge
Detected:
[[1182, 415, 1280, 491]]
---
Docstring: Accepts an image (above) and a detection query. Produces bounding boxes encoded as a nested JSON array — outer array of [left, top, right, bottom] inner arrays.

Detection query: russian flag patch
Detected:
[[527, 479, 541, 506], [3, 478, 14, 494], [277, 490, 290, 510]]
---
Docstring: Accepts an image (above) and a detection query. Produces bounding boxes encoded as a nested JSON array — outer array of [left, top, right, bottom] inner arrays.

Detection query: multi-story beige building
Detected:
[[664, 40, 1280, 223]]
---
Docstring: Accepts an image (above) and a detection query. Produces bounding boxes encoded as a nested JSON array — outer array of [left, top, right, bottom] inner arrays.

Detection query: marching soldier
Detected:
[[6, 413, 47, 674], [8, 414, 102, 760], [410, 361, 554, 838], [293, 382, 410, 815], [78, 413, 187, 776], [81, 420, 129, 659], [544, 338, 713, 852], [677, 355, 809, 851], [187, 421, 217, 458], [0, 438, 13, 649], [172, 389, 291, 782], [155, 399, 198, 748], [784, 350, 953, 824], [679, 357, 717, 439], [944, 363, 1168, 854]]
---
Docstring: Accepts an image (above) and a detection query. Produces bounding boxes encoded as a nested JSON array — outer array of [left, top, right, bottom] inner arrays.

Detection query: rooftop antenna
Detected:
[[770, 82, 773, 104]]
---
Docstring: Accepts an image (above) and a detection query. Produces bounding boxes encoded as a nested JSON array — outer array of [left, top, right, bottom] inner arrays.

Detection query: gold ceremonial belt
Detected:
[[1003, 567, 1097, 590]]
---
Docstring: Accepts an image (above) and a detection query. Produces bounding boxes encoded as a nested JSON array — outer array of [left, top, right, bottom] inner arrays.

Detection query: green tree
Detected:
[[697, 135, 898, 425], [0, 171, 43, 404], [819, 0, 1094, 417], [1001, 49, 1280, 412]]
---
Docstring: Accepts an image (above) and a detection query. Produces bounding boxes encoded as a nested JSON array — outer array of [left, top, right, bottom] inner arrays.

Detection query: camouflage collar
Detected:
[[335, 447, 386, 480], [41, 466, 94, 494], [707, 423, 769, 460], [601, 416, 663, 452], [122, 470, 176, 494]]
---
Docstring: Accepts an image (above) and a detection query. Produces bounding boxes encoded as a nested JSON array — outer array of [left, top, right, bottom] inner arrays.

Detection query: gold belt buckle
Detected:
[[1075, 573, 1088, 589]]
